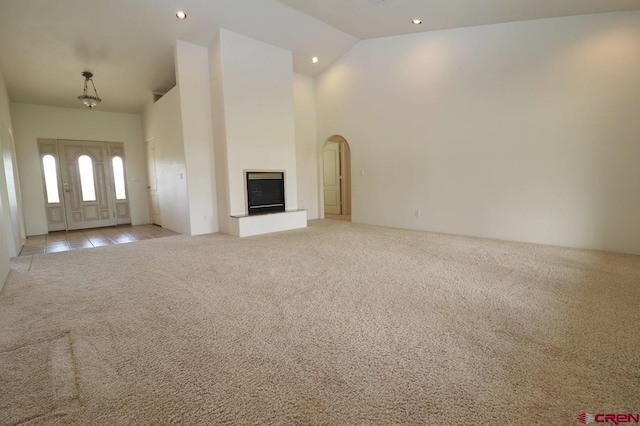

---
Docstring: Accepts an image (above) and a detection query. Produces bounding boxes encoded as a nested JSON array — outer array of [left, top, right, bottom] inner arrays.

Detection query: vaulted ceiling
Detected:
[[279, 0, 640, 39], [1, 0, 639, 114]]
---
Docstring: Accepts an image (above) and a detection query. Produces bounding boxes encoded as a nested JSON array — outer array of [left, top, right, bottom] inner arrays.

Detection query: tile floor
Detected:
[[19, 224, 179, 256]]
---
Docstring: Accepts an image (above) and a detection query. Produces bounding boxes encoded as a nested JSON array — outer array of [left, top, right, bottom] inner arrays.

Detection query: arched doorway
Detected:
[[322, 136, 351, 222]]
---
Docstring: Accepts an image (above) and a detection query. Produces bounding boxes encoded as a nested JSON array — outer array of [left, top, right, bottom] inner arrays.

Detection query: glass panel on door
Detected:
[[78, 154, 97, 202]]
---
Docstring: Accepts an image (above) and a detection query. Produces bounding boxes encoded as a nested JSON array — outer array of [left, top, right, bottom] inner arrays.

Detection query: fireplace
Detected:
[[246, 171, 285, 215]]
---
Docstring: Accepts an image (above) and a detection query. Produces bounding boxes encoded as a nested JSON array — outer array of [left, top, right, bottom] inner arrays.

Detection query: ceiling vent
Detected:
[[371, 0, 386, 3]]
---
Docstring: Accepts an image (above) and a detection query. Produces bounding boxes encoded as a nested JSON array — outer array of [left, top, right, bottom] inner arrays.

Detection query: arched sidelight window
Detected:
[[78, 155, 97, 201], [42, 155, 60, 203], [112, 156, 127, 200]]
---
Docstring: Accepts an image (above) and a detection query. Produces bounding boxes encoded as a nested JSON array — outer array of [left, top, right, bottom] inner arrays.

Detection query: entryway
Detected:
[[18, 224, 178, 256], [322, 135, 351, 221], [38, 139, 132, 232]]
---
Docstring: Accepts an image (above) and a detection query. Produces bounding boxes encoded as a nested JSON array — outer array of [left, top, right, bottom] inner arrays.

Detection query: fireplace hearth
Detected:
[[246, 172, 285, 215]]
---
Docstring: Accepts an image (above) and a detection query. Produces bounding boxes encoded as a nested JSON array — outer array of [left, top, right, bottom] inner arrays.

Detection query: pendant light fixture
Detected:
[[77, 71, 101, 109]]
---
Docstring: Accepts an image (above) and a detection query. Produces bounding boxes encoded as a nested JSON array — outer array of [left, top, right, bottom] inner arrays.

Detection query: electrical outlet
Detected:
[[415, 209, 421, 217]]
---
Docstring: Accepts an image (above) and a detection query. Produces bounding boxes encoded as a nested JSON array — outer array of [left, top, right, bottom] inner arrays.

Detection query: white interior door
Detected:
[[323, 141, 342, 215], [146, 141, 161, 226], [58, 140, 116, 230]]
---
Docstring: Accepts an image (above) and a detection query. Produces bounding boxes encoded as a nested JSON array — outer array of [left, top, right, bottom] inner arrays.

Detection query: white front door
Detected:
[[146, 141, 161, 226], [323, 141, 342, 215], [38, 139, 66, 231], [108, 143, 132, 226], [58, 140, 116, 230]]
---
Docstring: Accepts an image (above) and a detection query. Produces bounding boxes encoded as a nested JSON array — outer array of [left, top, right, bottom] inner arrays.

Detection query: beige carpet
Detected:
[[0, 220, 638, 425]]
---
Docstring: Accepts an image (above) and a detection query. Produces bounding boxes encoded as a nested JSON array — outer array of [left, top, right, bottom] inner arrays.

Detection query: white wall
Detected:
[[216, 29, 299, 217], [317, 11, 640, 255], [142, 87, 191, 235], [0, 67, 22, 285], [0, 73, 25, 259], [0, 125, 23, 257], [175, 40, 218, 235], [209, 34, 231, 234], [293, 73, 319, 220], [12, 103, 149, 236]]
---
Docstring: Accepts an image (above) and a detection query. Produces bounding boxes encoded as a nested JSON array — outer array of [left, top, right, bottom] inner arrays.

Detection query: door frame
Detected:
[[320, 135, 352, 219]]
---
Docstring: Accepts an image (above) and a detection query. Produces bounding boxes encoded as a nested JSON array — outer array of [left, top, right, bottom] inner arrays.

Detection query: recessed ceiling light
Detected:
[[176, 10, 187, 20], [312, 57, 319, 64], [412, 19, 422, 25]]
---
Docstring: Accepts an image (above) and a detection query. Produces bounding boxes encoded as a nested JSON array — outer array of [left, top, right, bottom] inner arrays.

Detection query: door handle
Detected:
[[63, 182, 72, 192]]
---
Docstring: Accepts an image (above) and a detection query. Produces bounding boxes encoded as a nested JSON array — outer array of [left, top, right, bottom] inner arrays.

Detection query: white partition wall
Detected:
[[210, 29, 305, 237]]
